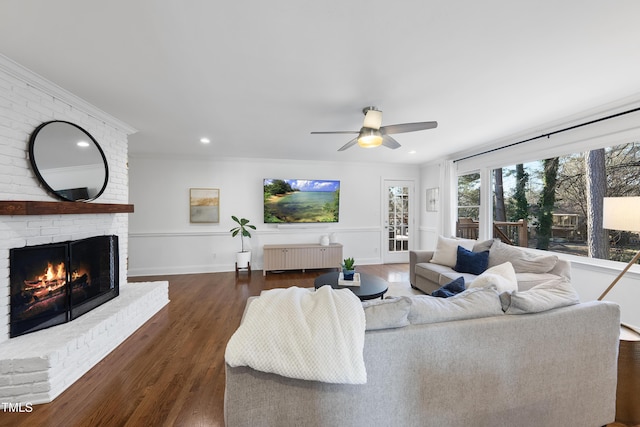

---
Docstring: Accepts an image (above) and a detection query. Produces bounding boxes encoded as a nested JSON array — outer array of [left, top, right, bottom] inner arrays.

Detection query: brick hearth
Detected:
[[0, 281, 169, 404]]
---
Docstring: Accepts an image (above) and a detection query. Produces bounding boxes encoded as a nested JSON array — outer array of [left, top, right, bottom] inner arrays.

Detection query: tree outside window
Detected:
[[457, 172, 480, 239], [489, 141, 640, 262]]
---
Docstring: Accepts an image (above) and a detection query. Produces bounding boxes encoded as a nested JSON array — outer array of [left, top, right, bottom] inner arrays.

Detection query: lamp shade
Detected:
[[357, 128, 383, 148], [603, 197, 640, 232]]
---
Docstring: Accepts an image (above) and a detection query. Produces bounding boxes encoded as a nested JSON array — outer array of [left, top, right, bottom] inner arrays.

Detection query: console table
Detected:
[[263, 243, 342, 276]]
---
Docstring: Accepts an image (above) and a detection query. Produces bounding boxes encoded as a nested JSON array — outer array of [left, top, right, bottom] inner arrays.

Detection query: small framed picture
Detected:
[[190, 188, 220, 223], [426, 187, 439, 212]]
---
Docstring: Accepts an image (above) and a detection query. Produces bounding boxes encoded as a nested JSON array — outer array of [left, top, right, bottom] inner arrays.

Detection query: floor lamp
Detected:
[[598, 197, 640, 426], [598, 197, 640, 301]]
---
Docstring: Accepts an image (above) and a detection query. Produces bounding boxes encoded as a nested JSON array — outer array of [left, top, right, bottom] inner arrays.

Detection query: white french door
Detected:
[[383, 180, 414, 263]]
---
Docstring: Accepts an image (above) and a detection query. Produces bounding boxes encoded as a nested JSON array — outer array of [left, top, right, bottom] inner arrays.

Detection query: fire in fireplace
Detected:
[[9, 235, 119, 338]]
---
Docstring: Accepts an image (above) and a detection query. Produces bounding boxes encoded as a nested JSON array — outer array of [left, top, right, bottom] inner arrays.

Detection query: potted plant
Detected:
[[342, 257, 356, 280], [230, 216, 256, 268]]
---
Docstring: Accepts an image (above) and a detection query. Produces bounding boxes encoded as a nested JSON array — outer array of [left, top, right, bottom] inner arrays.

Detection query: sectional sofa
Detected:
[[224, 283, 620, 426], [410, 237, 571, 294]]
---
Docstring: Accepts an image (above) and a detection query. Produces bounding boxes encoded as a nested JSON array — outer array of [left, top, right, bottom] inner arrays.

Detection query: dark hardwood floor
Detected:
[[0, 264, 409, 427]]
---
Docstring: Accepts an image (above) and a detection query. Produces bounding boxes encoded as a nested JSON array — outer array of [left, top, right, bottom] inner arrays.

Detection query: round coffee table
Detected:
[[314, 272, 389, 300]]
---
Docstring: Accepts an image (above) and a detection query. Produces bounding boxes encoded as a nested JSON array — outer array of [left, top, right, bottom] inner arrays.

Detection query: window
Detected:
[[490, 141, 640, 262], [456, 172, 480, 239], [387, 185, 410, 252]]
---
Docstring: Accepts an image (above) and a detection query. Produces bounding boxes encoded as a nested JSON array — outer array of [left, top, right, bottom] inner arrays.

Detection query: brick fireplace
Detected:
[[0, 55, 168, 404]]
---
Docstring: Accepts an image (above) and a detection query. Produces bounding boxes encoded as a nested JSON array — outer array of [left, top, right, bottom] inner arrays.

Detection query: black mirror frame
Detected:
[[28, 120, 109, 202]]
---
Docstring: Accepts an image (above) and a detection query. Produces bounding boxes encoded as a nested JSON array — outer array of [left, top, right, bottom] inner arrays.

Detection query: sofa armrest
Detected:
[[410, 250, 434, 286]]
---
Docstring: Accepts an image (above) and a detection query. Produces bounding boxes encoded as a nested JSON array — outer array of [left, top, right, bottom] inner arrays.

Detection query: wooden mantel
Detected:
[[0, 200, 134, 215]]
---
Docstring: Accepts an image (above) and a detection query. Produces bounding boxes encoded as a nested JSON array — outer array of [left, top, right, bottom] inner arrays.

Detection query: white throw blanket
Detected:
[[225, 286, 367, 384]]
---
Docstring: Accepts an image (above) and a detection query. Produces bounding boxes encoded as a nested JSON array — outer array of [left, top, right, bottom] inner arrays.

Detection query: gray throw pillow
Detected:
[[362, 296, 411, 330], [472, 238, 496, 253], [488, 240, 558, 274], [500, 278, 580, 314]]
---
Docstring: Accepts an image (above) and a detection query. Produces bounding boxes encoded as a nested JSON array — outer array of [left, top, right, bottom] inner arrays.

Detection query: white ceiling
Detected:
[[2, 1, 640, 165]]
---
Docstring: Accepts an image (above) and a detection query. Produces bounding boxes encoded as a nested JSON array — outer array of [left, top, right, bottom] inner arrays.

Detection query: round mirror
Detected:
[[28, 121, 109, 202]]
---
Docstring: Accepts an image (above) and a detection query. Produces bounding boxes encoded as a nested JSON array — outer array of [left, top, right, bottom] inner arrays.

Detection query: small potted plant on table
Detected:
[[342, 257, 356, 280]]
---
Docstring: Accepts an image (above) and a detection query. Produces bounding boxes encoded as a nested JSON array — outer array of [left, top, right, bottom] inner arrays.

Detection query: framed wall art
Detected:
[[426, 187, 439, 212], [190, 188, 220, 223]]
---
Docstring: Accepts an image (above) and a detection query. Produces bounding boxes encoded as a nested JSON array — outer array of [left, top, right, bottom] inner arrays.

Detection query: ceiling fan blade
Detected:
[[337, 137, 358, 151], [381, 121, 438, 135], [381, 135, 401, 149], [363, 109, 382, 130], [311, 131, 359, 135]]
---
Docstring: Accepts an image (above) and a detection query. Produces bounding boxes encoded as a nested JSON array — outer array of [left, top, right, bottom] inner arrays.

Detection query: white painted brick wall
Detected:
[[0, 56, 162, 405], [0, 59, 131, 343]]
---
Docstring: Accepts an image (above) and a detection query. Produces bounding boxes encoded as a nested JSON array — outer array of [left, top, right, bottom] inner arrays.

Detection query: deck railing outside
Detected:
[[456, 218, 528, 247]]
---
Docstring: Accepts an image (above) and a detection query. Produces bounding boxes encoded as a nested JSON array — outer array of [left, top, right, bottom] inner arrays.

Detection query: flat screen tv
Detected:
[[264, 179, 340, 223]]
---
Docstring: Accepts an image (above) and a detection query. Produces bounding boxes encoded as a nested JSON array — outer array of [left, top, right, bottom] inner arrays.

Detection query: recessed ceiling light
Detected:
[[200, 137, 211, 144], [77, 141, 90, 147], [409, 150, 417, 154]]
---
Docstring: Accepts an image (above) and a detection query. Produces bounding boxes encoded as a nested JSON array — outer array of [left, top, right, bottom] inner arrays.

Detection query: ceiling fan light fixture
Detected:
[[357, 128, 383, 148]]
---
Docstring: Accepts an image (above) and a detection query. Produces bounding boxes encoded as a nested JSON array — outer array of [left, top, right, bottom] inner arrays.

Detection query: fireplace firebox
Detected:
[[9, 235, 119, 338]]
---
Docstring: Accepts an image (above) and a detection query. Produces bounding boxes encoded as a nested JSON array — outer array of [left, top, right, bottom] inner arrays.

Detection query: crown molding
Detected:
[[0, 54, 137, 135], [449, 92, 640, 166]]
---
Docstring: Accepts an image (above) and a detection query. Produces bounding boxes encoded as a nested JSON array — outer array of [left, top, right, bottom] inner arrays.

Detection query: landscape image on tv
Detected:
[[264, 179, 340, 223]]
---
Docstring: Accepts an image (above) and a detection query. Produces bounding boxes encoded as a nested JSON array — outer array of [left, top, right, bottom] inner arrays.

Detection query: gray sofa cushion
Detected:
[[515, 272, 567, 291], [439, 270, 477, 285], [500, 278, 580, 314], [416, 262, 476, 287], [362, 296, 411, 330], [489, 240, 558, 273], [408, 287, 503, 325], [416, 261, 451, 284]]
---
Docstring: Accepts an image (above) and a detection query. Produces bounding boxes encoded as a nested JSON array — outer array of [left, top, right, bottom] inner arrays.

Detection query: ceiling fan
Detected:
[[311, 106, 437, 151]]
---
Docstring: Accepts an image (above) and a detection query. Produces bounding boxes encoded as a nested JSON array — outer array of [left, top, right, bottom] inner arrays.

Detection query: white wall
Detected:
[[418, 162, 441, 250], [128, 155, 421, 275], [569, 255, 640, 328]]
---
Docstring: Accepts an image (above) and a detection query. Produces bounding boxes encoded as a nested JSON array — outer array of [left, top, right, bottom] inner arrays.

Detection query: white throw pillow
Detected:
[[468, 261, 518, 294], [430, 236, 475, 268], [501, 278, 580, 314]]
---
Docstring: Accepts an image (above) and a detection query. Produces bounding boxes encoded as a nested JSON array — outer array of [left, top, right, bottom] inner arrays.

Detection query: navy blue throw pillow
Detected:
[[454, 245, 489, 275], [431, 276, 465, 298]]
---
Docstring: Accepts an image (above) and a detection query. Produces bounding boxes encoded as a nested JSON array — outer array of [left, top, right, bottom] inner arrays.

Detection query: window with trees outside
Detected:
[[457, 172, 480, 240], [488, 141, 640, 263]]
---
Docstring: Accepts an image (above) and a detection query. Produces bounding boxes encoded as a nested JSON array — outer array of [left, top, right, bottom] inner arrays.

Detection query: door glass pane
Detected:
[[388, 186, 409, 252]]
